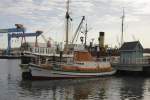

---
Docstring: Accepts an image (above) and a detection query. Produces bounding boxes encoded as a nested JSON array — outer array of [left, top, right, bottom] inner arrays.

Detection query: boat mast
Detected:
[[121, 8, 125, 46], [84, 21, 88, 47], [65, 0, 70, 47]]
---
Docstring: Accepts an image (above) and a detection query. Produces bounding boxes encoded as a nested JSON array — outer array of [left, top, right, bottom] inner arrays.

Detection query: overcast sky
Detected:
[[0, 0, 150, 48]]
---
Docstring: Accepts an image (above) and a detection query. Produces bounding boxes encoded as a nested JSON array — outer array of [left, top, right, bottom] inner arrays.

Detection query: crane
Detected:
[[0, 24, 24, 33], [0, 24, 42, 55], [0, 24, 25, 55], [71, 16, 85, 44]]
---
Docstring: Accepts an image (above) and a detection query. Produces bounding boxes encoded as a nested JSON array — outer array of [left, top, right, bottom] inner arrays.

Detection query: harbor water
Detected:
[[1, 59, 150, 100]]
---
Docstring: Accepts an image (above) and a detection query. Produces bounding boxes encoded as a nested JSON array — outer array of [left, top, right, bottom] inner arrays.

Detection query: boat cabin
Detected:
[[119, 41, 143, 64], [74, 51, 92, 61]]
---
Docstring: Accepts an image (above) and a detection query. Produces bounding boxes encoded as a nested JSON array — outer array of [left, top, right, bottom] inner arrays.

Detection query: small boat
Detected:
[[20, 48, 116, 80], [26, 64, 115, 80]]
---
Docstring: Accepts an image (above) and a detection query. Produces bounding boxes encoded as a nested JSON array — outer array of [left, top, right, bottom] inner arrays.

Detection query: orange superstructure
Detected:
[[74, 51, 92, 61], [61, 65, 112, 72]]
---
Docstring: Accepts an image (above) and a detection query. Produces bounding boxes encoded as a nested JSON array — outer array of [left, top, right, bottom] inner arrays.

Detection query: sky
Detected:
[[0, 0, 150, 49]]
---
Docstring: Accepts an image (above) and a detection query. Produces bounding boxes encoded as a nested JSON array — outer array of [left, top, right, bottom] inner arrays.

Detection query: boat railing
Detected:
[[110, 56, 120, 64], [24, 47, 56, 55], [93, 57, 111, 62], [135, 58, 149, 64], [111, 56, 150, 64]]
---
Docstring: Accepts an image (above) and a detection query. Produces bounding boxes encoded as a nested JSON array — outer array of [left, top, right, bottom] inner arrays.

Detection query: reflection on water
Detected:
[[19, 78, 112, 100], [119, 76, 144, 100], [1, 59, 150, 100]]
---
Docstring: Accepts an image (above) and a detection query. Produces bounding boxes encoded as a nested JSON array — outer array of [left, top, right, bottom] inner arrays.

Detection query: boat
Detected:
[[19, 0, 116, 80], [20, 46, 116, 80], [27, 64, 115, 80]]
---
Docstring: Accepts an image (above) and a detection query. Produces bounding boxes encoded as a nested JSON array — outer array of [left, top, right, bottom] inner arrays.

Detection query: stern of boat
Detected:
[[20, 64, 32, 80]]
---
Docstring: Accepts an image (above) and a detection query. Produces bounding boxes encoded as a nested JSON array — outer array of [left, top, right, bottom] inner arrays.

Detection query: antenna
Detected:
[[84, 19, 88, 47], [116, 35, 121, 47], [121, 8, 125, 46]]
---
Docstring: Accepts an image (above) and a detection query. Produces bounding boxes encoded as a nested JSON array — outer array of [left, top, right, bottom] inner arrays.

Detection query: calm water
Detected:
[[1, 59, 150, 100]]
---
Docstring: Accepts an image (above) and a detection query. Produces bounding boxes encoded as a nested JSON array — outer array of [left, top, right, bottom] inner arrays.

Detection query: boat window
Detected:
[[76, 62, 84, 65], [46, 48, 48, 54], [41, 48, 43, 53], [106, 58, 110, 61], [37, 48, 39, 53], [39, 48, 41, 53], [44, 48, 46, 54], [39, 48, 42, 53], [37, 48, 38, 53], [103, 58, 106, 62], [48, 49, 50, 54], [43, 48, 45, 53], [42, 48, 44, 53], [43, 48, 45, 54], [47, 48, 49, 54], [34, 48, 36, 53]]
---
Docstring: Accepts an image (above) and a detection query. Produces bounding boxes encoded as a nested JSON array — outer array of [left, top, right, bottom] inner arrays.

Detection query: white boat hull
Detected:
[[28, 64, 116, 80]]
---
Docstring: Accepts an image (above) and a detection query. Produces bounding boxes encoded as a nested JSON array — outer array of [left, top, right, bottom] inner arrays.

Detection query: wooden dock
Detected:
[[0, 55, 21, 59], [111, 57, 150, 72]]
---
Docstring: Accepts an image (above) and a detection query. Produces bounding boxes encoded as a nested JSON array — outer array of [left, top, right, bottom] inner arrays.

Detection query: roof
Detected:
[[120, 41, 143, 51]]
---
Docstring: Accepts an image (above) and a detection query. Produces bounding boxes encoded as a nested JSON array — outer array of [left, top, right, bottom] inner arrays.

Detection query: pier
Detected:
[[111, 41, 150, 73], [111, 57, 150, 72]]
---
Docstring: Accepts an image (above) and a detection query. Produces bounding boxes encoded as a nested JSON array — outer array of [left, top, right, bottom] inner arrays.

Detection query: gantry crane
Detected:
[[0, 24, 42, 55]]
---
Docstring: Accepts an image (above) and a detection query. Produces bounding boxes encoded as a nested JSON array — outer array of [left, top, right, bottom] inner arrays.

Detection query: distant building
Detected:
[[0, 49, 3, 55], [11, 48, 21, 55], [119, 41, 143, 64]]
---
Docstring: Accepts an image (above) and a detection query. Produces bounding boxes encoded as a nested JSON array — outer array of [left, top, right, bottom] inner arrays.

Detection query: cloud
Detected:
[[0, 0, 150, 48]]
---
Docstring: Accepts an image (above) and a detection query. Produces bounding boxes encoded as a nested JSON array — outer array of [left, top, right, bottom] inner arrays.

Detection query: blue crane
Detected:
[[0, 24, 42, 55]]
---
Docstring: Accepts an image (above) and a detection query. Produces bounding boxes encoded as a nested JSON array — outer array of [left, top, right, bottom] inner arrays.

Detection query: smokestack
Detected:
[[98, 32, 105, 48]]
